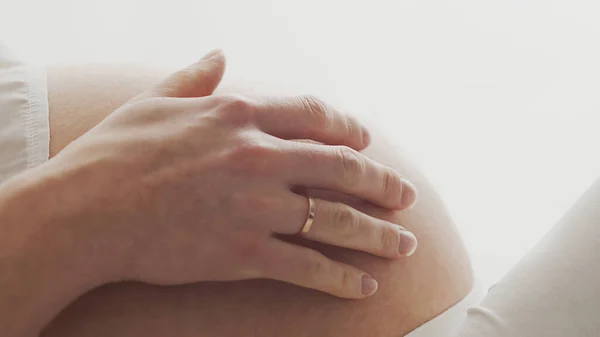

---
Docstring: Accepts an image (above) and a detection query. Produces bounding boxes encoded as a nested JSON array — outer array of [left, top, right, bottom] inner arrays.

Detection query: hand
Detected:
[[48, 50, 418, 299]]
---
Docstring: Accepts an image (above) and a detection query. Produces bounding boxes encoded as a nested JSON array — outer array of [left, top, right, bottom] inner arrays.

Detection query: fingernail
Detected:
[[400, 178, 417, 209], [398, 229, 418, 256], [201, 49, 223, 61], [361, 275, 379, 296], [362, 126, 371, 147]]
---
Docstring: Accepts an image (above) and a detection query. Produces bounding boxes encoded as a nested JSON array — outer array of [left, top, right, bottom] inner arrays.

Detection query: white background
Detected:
[[2, 0, 600, 285]]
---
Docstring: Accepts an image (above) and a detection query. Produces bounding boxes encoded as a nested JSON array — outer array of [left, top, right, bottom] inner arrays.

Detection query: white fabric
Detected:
[[453, 177, 600, 337], [0, 42, 49, 185], [406, 174, 600, 337], [405, 280, 485, 337]]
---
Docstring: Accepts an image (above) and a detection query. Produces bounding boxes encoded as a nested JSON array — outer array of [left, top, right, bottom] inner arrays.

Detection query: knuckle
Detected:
[[218, 93, 254, 110], [233, 139, 271, 157], [230, 192, 274, 219], [379, 226, 400, 256], [307, 255, 329, 277], [345, 115, 361, 141], [232, 235, 265, 263], [382, 168, 402, 199], [215, 94, 255, 125], [332, 206, 360, 236], [335, 146, 364, 185], [228, 139, 275, 172], [131, 97, 171, 119], [298, 95, 331, 130], [340, 266, 357, 292]]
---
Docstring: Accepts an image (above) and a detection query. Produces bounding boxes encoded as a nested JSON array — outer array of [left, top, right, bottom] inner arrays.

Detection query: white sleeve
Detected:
[[0, 42, 49, 184]]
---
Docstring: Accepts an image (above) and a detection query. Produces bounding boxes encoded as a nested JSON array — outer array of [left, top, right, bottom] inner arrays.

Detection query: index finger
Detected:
[[252, 95, 371, 150]]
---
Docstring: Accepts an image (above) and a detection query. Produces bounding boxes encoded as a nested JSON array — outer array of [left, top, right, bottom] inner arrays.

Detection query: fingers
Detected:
[[260, 240, 379, 299], [276, 194, 418, 258], [199, 94, 415, 209], [252, 95, 371, 150], [279, 142, 417, 210], [205, 94, 369, 150], [138, 49, 226, 100]]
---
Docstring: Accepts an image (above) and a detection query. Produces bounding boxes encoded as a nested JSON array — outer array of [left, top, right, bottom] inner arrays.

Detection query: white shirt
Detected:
[[0, 42, 49, 184]]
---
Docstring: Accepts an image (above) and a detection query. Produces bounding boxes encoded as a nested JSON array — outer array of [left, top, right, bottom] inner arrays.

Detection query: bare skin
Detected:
[[41, 58, 473, 337]]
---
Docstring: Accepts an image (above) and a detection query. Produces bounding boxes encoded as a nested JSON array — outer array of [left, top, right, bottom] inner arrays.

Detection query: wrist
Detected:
[[0, 166, 110, 335]]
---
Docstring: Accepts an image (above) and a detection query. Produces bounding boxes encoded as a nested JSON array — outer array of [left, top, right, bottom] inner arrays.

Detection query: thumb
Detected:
[[148, 50, 226, 99]]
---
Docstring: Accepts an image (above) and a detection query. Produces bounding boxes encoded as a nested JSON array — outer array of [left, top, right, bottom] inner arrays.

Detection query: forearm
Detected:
[[0, 168, 101, 336]]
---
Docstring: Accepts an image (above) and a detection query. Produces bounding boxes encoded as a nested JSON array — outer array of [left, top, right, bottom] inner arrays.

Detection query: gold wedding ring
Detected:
[[299, 197, 316, 235]]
